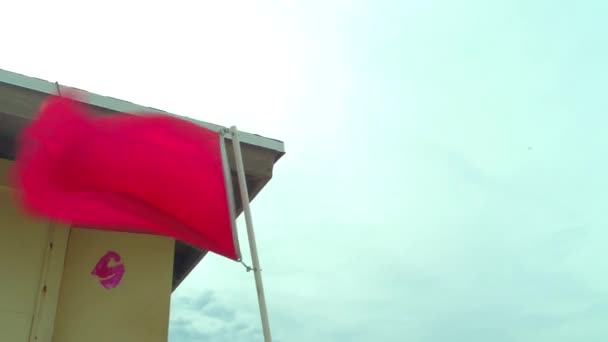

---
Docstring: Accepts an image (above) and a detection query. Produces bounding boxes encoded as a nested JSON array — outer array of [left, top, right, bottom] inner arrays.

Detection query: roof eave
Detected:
[[0, 68, 285, 155]]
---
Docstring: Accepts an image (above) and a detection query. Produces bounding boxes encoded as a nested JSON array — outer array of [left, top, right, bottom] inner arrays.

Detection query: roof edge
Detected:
[[0, 68, 285, 154]]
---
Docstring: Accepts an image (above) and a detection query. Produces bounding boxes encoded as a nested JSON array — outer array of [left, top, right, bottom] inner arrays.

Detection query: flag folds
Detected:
[[13, 95, 239, 260]]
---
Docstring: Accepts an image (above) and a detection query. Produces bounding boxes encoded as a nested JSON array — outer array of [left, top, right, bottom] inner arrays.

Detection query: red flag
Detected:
[[12, 95, 239, 260]]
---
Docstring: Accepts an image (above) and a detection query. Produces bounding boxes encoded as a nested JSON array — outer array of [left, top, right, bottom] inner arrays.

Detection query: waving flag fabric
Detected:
[[13, 95, 240, 260]]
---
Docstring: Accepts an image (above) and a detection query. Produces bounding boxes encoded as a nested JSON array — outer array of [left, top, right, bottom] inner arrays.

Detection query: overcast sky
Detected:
[[4, 0, 608, 341]]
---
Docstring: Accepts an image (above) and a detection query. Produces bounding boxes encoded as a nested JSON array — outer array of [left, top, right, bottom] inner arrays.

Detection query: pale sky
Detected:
[[3, 1, 608, 341]]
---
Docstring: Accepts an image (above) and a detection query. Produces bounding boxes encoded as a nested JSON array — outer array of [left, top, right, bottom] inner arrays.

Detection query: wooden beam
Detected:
[[29, 223, 71, 342]]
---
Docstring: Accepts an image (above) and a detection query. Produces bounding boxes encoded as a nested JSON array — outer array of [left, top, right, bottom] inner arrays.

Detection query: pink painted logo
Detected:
[[91, 251, 125, 289]]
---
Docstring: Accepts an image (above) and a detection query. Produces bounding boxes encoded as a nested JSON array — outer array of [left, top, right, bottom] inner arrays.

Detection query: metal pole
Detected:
[[230, 126, 272, 342]]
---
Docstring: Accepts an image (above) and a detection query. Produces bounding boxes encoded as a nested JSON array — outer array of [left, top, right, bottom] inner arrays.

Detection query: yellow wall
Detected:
[[0, 185, 51, 341], [0, 158, 175, 342], [52, 228, 174, 342]]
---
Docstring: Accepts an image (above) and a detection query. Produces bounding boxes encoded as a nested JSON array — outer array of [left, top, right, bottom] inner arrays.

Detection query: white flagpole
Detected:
[[230, 126, 272, 342]]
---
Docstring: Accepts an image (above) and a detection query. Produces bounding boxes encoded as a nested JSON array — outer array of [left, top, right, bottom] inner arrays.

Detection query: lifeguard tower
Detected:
[[0, 69, 284, 342]]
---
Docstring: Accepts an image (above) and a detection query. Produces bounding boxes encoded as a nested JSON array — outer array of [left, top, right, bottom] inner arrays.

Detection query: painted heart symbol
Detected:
[[91, 251, 125, 289]]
